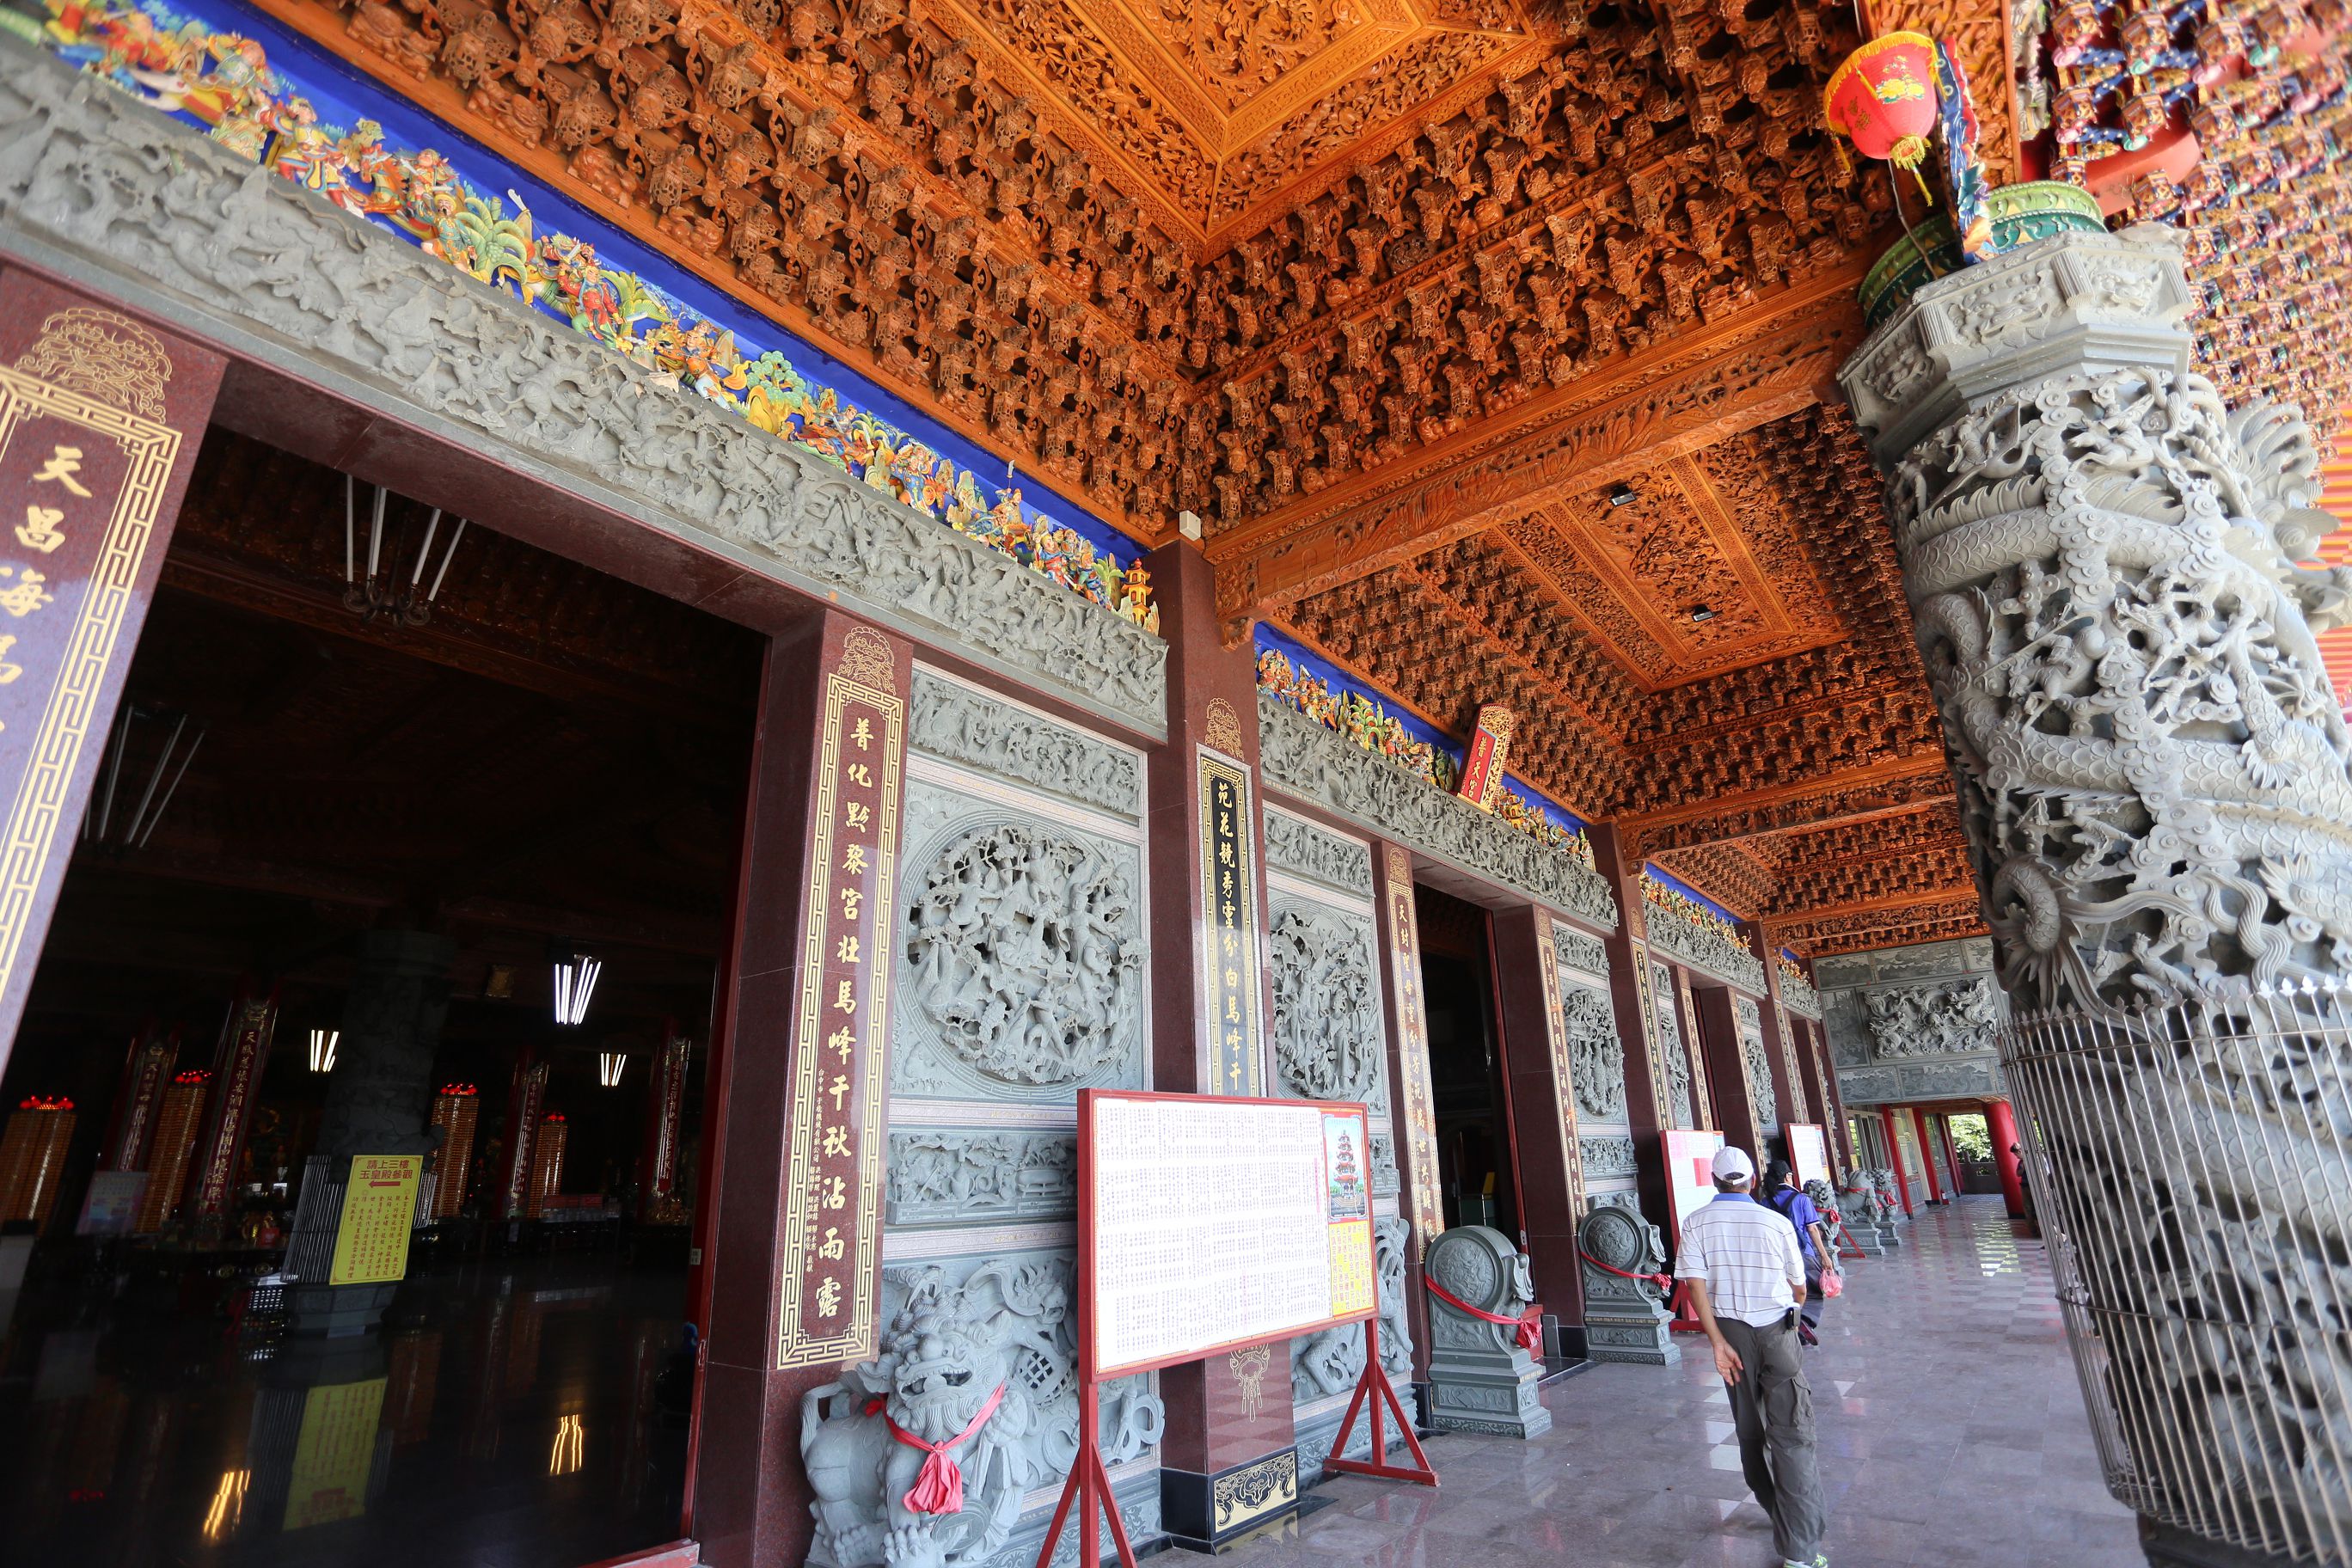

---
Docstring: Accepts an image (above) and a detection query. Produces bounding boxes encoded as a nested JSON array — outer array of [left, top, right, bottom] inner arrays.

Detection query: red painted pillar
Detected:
[[1987, 1099, 2028, 1218], [1911, 1107, 1944, 1204], [1879, 1108, 1914, 1215]]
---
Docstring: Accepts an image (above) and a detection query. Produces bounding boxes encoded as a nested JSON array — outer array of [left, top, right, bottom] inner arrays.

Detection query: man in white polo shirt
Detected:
[[1675, 1144, 1828, 1568]]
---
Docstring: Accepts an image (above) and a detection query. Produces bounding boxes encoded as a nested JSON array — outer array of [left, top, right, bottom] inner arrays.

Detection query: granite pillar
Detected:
[[1842, 221, 2352, 1555], [1488, 906, 1587, 1356], [1142, 536, 1298, 1547], [287, 931, 453, 1337], [692, 609, 910, 1568]]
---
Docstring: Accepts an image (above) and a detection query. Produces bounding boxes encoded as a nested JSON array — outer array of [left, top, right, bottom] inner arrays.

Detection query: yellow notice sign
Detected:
[[328, 1155, 422, 1286], [283, 1376, 387, 1529]]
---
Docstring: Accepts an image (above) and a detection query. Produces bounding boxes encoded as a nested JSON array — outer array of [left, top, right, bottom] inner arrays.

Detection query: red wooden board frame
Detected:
[[1077, 1087, 1376, 1382]]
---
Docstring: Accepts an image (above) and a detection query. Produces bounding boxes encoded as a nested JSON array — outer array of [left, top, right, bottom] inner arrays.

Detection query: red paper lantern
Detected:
[[1824, 31, 1943, 171]]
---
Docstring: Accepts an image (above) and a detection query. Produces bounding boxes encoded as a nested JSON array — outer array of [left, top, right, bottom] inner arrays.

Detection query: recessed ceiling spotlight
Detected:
[[1608, 483, 1638, 507], [1689, 605, 1717, 622]]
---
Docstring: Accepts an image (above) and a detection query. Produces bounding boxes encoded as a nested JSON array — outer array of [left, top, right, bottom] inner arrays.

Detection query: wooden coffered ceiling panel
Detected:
[[941, 0, 1544, 238], [1500, 446, 1841, 690]]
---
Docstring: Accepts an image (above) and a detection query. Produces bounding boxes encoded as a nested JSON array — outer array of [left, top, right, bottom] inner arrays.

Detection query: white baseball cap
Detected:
[[1711, 1146, 1755, 1183]]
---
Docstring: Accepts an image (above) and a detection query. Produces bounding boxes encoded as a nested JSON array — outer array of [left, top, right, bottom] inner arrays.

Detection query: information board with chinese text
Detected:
[[1083, 1090, 1375, 1381]]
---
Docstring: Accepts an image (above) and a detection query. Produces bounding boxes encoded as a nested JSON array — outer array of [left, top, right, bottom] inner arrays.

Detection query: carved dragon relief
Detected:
[[1861, 977, 2000, 1060]]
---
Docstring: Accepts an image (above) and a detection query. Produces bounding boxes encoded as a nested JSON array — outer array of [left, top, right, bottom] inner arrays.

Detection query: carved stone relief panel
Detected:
[[1561, 978, 1624, 1125], [1651, 959, 1692, 1130], [1263, 806, 1375, 898], [885, 1129, 1077, 1227], [1268, 890, 1395, 1197], [1735, 995, 1775, 1136], [803, 1248, 1166, 1568], [1553, 922, 1609, 983], [1577, 1134, 1637, 1179], [910, 668, 1143, 819], [1257, 696, 1618, 929], [1862, 977, 2001, 1061], [893, 777, 1148, 1101]]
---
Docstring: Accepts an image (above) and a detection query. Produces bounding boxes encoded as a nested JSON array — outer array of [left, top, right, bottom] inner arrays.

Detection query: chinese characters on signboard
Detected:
[[777, 628, 903, 1370], [1534, 922, 1586, 1222], [1197, 750, 1262, 1096], [1453, 704, 1516, 812], [1382, 847, 1443, 1261], [329, 1154, 423, 1285]]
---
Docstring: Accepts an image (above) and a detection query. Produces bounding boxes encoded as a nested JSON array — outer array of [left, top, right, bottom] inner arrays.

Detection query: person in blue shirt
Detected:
[[1767, 1160, 1836, 1346]]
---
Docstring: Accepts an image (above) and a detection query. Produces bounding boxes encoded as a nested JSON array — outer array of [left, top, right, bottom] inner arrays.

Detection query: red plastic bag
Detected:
[[1820, 1267, 1845, 1300]]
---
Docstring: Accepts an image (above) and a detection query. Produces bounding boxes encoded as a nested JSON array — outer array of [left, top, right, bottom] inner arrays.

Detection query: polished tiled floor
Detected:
[[1250, 1195, 2142, 1568]]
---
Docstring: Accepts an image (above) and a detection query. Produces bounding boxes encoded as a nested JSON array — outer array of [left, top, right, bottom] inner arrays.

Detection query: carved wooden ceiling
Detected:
[[246, 0, 2018, 953]]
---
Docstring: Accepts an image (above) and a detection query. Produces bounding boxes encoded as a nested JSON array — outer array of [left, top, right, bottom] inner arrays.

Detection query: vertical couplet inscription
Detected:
[[193, 991, 279, 1223], [1383, 846, 1443, 1260], [1198, 749, 1262, 1096], [0, 308, 186, 1011], [778, 628, 903, 1370], [1533, 922, 1585, 1222]]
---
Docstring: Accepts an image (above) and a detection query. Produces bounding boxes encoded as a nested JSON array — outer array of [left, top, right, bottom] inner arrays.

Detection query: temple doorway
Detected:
[[0, 429, 761, 1567], [1413, 883, 1522, 1242]]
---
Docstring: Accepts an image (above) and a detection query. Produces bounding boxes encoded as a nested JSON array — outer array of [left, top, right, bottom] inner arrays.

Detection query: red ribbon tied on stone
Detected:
[[865, 1383, 1008, 1516], [1424, 1277, 1543, 1354]]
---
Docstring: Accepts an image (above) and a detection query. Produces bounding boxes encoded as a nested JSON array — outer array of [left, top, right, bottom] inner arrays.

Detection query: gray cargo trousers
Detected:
[[1718, 1314, 1828, 1565]]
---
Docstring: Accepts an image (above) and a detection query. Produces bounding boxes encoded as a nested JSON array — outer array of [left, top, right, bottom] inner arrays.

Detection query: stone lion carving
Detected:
[[803, 1259, 1164, 1568], [1863, 977, 2000, 1059], [1838, 1173, 1887, 1229], [1269, 905, 1384, 1105], [1804, 1178, 1851, 1250], [1563, 982, 1624, 1122], [1292, 1215, 1414, 1399], [903, 825, 1142, 1086]]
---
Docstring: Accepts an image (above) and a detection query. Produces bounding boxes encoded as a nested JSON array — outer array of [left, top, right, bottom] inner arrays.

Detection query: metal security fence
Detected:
[[2000, 988, 2352, 1564]]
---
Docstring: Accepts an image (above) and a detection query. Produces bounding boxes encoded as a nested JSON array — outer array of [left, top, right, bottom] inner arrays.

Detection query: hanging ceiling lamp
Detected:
[[553, 952, 602, 1027], [598, 1052, 628, 1088], [309, 1029, 338, 1073]]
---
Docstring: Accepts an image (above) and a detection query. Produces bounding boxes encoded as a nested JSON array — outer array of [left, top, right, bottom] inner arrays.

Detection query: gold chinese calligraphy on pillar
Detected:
[[0, 305, 193, 1025], [778, 628, 903, 1369], [1534, 921, 1586, 1222], [1382, 847, 1444, 1261], [1197, 749, 1262, 1097]]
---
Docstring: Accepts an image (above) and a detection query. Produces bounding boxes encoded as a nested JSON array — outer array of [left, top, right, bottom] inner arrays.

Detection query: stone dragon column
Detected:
[[1840, 223, 2352, 1565]]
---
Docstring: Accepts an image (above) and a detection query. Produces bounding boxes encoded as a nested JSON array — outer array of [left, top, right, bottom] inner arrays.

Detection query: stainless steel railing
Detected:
[[2000, 985, 2352, 1563]]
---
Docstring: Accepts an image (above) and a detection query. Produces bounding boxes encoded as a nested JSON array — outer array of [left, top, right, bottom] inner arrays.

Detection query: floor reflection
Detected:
[[0, 1254, 689, 1568]]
